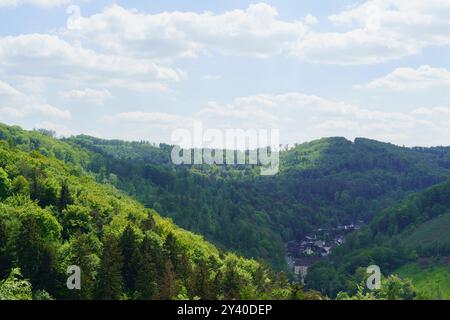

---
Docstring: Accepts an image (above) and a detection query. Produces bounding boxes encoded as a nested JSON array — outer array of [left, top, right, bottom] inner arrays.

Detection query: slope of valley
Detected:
[[0, 124, 316, 300], [2, 123, 450, 300], [65, 134, 450, 269], [311, 178, 450, 298]]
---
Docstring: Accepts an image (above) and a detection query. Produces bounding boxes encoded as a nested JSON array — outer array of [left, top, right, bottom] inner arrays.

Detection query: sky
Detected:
[[0, 0, 450, 147]]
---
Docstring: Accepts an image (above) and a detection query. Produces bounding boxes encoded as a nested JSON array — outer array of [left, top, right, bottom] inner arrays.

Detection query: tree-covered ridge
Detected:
[[307, 178, 450, 298], [64, 133, 450, 268], [0, 135, 320, 300], [3, 123, 450, 269]]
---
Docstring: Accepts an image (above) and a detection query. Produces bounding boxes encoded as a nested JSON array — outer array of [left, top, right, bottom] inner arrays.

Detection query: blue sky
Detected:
[[0, 0, 450, 146]]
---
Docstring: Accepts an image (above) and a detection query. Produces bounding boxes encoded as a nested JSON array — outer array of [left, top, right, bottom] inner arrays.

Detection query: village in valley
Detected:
[[286, 222, 362, 284]]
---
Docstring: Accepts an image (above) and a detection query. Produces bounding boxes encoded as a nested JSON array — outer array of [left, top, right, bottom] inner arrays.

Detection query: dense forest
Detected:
[[306, 178, 450, 298], [64, 134, 450, 269], [1, 123, 450, 300], [0, 124, 321, 300]]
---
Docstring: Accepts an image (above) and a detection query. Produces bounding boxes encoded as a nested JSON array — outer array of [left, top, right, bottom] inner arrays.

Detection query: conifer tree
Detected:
[[120, 225, 138, 293], [0, 220, 11, 279], [134, 236, 158, 300], [16, 216, 55, 290], [95, 235, 124, 300], [163, 233, 182, 274], [190, 259, 211, 299], [223, 262, 243, 300], [58, 181, 73, 212], [68, 233, 99, 300]]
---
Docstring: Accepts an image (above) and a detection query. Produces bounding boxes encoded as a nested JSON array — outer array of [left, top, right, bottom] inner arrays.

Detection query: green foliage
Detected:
[[396, 262, 450, 300], [403, 212, 450, 256], [63, 135, 450, 269], [0, 268, 32, 300], [0, 167, 11, 200], [95, 234, 124, 300], [0, 123, 306, 300], [336, 275, 416, 300]]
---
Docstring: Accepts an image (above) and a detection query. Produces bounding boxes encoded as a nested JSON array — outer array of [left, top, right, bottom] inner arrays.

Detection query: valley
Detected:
[[1, 123, 450, 300]]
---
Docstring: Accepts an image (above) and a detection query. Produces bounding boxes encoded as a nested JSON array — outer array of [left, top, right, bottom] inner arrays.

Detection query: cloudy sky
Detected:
[[1, 0, 450, 146]]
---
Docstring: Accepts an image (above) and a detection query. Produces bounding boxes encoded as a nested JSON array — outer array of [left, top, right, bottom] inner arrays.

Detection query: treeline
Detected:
[[65, 135, 450, 269], [306, 178, 450, 298], [0, 136, 321, 300], [3, 124, 450, 267], [2, 123, 450, 270]]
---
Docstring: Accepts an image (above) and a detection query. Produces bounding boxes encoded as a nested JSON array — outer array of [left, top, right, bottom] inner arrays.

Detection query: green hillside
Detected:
[[0, 126, 320, 300], [66, 134, 450, 268], [3, 123, 450, 269], [396, 262, 450, 300], [403, 212, 450, 255], [311, 178, 450, 297]]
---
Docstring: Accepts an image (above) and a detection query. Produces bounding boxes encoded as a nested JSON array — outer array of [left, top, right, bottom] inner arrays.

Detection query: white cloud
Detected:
[[63, 3, 309, 60], [0, 34, 183, 95], [293, 0, 450, 65], [59, 2, 450, 66], [292, 29, 419, 65], [103, 111, 189, 127], [0, 34, 182, 80], [0, 80, 21, 96], [359, 65, 450, 90], [0, 79, 70, 120], [0, 0, 70, 7], [303, 14, 318, 26], [61, 88, 113, 105], [99, 92, 450, 146]]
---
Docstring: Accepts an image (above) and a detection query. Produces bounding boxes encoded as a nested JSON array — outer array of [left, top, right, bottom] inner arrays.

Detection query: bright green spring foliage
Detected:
[[0, 126, 317, 300], [0, 268, 33, 300]]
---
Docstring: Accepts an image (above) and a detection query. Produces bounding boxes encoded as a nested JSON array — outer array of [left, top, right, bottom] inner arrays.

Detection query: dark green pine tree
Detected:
[[95, 234, 124, 300], [223, 262, 243, 300], [68, 233, 99, 300], [58, 181, 73, 212], [0, 219, 12, 279], [211, 269, 223, 300], [16, 215, 55, 290], [134, 236, 159, 300], [120, 225, 139, 293], [190, 259, 211, 299], [254, 265, 268, 295], [163, 233, 182, 274]]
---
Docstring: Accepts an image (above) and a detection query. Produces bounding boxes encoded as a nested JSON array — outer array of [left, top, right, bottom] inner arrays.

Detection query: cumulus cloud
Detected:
[[293, 0, 450, 64], [0, 79, 70, 120], [61, 88, 113, 106], [0, 34, 182, 80], [62, 3, 309, 60], [0, 34, 183, 94], [98, 92, 450, 147], [358, 65, 450, 90], [58, 2, 450, 65], [103, 111, 190, 128], [0, 0, 70, 7]]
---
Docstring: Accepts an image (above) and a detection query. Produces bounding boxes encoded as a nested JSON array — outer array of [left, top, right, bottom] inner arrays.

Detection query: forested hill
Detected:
[[66, 133, 450, 268], [2, 123, 450, 270], [307, 178, 450, 298], [0, 123, 323, 300]]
